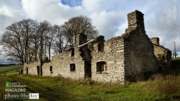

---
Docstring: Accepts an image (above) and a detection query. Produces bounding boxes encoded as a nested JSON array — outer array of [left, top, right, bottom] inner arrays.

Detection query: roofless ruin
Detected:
[[23, 10, 171, 84]]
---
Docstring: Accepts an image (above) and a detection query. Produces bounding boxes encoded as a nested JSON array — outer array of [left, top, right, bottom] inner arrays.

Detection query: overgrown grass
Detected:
[[7, 72, 180, 101], [153, 74, 180, 94], [142, 74, 180, 100], [8, 74, 164, 101]]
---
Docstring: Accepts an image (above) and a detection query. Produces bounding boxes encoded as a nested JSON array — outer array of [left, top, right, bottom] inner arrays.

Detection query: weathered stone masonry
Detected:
[[150, 37, 171, 70], [23, 10, 171, 84]]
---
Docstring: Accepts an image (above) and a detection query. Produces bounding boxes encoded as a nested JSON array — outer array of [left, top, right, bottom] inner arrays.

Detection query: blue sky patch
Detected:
[[61, 0, 82, 7]]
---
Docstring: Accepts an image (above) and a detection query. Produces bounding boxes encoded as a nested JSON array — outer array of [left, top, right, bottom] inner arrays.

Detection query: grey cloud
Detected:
[[91, 11, 126, 40], [21, 0, 87, 25], [145, 0, 180, 52], [0, 0, 26, 39], [21, 0, 126, 40]]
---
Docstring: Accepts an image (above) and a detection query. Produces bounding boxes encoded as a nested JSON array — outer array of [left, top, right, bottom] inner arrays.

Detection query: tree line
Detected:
[[0, 16, 98, 64]]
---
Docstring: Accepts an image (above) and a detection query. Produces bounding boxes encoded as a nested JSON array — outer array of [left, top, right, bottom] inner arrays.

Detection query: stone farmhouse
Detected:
[[23, 10, 171, 84]]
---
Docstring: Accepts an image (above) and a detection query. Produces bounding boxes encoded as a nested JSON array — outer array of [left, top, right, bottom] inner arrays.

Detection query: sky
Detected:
[[0, 0, 180, 63]]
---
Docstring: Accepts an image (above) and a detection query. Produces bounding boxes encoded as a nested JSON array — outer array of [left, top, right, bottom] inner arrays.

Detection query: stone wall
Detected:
[[42, 62, 52, 76], [150, 37, 159, 45], [123, 28, 158, 81], [23, 33, 91, 80], [123, 10, 158, 80], [50, 50, 85, 80], [154, 47, 171, 70], [154, 45, 171, 69], [30, 46, 87, 79], [23, 61, 40, 75], [91, 36, 125, 84], [150, 37, 171, 70]]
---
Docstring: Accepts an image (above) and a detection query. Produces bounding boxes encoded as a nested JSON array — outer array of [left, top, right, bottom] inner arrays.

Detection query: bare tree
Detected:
[[1, 31, 24, 63], [1, 19, 38, 64], [1, 16, 98, 65], [36, 20, 52, 75], [22, 19, 39, 63], [61, 16, 98, 48], [29, 30, 40, 61], [36, 21, 49, 61], [52, 25, 65, 54], [45, 24, 55, 61]]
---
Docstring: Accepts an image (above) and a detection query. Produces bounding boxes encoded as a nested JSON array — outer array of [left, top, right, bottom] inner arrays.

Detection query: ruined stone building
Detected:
[[23, 10, 171, 84]]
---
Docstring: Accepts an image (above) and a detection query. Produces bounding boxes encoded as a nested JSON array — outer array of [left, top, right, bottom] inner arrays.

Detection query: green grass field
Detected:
[[172, 57, 180, 65], [0, 58, 180, 101], [0, 65, 22, 74]]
